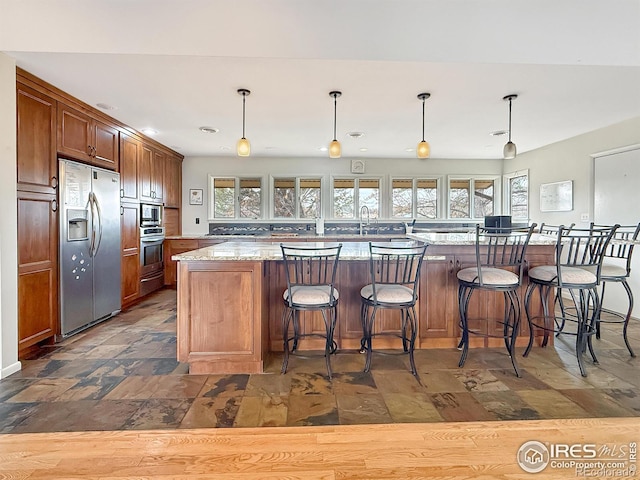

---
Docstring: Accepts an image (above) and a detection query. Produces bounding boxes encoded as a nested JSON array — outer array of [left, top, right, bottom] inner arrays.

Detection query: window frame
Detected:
[[208, 175, 264, 220], [330, 176, 384, 219], [446, 175, 501, 220], [389, 176, 442, 220], [270, 175, 324, 220], [503, 169, 529, 221]]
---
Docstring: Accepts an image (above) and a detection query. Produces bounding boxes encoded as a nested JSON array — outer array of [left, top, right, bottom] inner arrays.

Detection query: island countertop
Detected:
[[172, 233, 556, 262]]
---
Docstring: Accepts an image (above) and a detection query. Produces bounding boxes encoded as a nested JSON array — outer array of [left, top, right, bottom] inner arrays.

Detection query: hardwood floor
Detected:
[[1, 418, 639, 479]]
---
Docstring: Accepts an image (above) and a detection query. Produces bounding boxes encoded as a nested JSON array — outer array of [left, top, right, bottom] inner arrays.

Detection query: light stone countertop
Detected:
[[172, 233, 556, 262]]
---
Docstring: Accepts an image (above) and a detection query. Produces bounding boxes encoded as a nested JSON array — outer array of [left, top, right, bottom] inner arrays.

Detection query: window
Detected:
[[504, 171, 529, 219], [333, 178, 380, 218], [212, 177, 262, 218], [473, 179, 494, 218], [273, 177, 323, 218], [449, 179, 470, 218], [391, 178, 439, 219]]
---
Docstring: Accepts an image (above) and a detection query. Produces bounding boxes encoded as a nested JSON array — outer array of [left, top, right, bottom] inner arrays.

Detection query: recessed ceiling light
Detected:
[[199, 126, 219, 134], [141, 128, 158, 136], [490, 130, 508, 137], [405, 148, 414, 152], [359, 147, 368, 152], [347, 132, 365, 139], [219, 146, 231, 151], [318, 146, 328, 152], [96, 103, 116, 110]]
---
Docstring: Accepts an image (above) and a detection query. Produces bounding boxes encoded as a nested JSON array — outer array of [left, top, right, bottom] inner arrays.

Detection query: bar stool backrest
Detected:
[[538, 222, 575, 235], [591, 222, 640, 277], [281, 244, 342, 307], [555, 225, 619, 287], [474, 224, 537, 286], [368, 242, 428, 304]]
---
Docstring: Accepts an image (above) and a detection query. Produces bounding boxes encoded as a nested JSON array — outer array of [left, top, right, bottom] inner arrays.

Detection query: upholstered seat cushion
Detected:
[[360, 284, 414, 304], [601, 264, 628, 280], [528, 265, 597, 285], [456, 267, 519, 286], [284, 285, 339, 306]]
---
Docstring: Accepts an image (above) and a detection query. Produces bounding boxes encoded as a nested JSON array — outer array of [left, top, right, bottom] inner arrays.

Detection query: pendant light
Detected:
[[237, 88, 251, 157], [503, 94, 518, 160], [329, 91, 342, 158], [416, 92, 431, 159]]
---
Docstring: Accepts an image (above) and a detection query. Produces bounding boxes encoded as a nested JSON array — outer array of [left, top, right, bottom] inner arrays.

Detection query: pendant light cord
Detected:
[[422, 97, 426, 142], [507, 98, 512, 143], [242, 92, 246, 139], [333, 94, 337, 141]]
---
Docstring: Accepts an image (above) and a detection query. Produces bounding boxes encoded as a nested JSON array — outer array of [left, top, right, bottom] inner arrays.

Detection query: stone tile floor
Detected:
[[1, 288, 639, 433]]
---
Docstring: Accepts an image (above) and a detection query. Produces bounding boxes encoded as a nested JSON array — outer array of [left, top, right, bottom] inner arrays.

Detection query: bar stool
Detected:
[[360, 242, 428, 375], [523, 225, 618, 376], [457, 224, 536, 377], [280, 243, 342, 379], [591, 222, 640, 357]]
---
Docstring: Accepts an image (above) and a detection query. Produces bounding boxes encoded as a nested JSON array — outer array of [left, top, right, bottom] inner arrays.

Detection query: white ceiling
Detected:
[[2, 0, 639, 159]]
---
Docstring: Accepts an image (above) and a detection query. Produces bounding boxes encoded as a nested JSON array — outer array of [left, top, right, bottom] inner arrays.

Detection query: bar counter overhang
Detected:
[[173, 233, 557, 374]]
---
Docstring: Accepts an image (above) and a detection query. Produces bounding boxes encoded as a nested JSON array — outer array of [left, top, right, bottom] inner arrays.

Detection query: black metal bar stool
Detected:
[[591, 222, 640, 357], [523, 225, 618, 376], [280, 243, 342, 379], [457, 224, 536, 377], [360, 242, 428, 375]]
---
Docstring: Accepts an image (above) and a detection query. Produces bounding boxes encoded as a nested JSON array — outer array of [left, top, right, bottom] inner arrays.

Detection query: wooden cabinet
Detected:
[[17, 191, 58, 352], [121, 203, 141, 308], [57, 103, 119, 170], [17, 84, 58, 195], [139, 144, 164, 204], [164, 154, 182, 208], [119, 132, 140, 202], [164, 239, 224, 286]]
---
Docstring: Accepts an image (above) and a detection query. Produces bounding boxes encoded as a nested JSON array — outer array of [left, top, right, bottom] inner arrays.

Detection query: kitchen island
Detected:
[[173, 234, 556, 374]]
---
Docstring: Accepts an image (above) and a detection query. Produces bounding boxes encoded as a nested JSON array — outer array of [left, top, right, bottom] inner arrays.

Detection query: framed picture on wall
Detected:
[[540, 180, 573, 212], [189, 188, 203, 205]]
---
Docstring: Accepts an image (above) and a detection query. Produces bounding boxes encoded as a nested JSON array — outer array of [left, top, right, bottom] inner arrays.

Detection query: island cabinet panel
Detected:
[[419, 254, 458, 347], [177, 261, 268, 374]]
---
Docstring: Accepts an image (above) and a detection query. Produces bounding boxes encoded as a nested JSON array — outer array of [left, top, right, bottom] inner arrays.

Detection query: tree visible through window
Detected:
[[274, 178, 295, 218], [474, 179, 494, 218], [417, 179, 437, 219], [239, 178, 261, 218], [392, 179, 413, 218], [214, 178, 235, 218], [449, 179, 470, 218], [509, 174, 528, 219]]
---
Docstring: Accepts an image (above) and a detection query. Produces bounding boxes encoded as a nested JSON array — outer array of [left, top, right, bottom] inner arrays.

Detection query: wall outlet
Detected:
[[580, 213, 589, 222], [195, 217, 200, 224]]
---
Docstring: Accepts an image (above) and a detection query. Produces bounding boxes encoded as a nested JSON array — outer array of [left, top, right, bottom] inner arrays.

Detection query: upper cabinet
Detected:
[[164, 153, 182, 208], [57, 103, 119, 170], [16, 83, 58, 195], [120, 132, 141, 202], [139, 144, 164, 204]]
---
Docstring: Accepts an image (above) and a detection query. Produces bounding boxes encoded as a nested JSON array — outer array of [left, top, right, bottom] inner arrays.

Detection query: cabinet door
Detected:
[[121, 203, 140, 307], [164, 154, 182, 208], [120, 133, 140, 201], [92, 119, 119, 170], [17, 191, 58, 352], [57, 104, 92, 162], [139, 143, 163, 204], [420, 254, 458, 347], [152, 150, 165, 204], [17, 84, 58, 194], [164, 239, 199, 286]]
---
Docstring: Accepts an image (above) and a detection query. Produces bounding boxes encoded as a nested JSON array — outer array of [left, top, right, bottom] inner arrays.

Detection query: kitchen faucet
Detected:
[[359, 205, 370, 236]]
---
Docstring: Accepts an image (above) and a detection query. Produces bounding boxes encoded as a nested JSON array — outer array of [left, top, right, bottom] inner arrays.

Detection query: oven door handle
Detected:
[[141, 236, 166, 243]]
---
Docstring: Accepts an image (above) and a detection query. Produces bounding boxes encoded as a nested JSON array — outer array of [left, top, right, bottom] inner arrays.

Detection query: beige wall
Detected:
[[0, 53, 19, 378]]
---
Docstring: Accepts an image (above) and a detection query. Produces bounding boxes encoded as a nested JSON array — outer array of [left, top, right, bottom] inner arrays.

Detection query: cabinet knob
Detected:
[[51, 176, 58, 189], [51, 199, 58, 212], [120, 205, 124, 216], [120, 188, 124, 198], [88, 145, 92, 155]]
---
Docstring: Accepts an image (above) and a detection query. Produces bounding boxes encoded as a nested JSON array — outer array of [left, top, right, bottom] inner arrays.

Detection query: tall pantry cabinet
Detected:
[[16, 68, 183, 357]]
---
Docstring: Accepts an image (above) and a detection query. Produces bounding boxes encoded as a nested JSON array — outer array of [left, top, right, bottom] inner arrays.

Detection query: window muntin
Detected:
[[449, 179, 470, 218]]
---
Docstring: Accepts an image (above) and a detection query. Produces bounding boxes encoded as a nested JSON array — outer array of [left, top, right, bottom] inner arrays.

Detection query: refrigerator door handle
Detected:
[[92, 192, 104, 257], [87, 192, 96, 257]]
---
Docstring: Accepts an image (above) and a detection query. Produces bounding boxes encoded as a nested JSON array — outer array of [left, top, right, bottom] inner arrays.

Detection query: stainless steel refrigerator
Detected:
[[59, 159, 122, 337]]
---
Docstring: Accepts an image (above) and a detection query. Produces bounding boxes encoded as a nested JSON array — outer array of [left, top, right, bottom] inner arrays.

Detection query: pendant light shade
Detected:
[[237, 88, 251, 157], [417, 92, 431, 159], [329, 91, 342, 158], [503, 94, 517, 160]]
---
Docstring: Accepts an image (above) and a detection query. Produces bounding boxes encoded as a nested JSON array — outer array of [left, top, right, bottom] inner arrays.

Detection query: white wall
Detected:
[[0, 53, 20, 378], [507, 116, 640, 227], [180, 156, 504, 235], [509, 116, 640, 315]]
